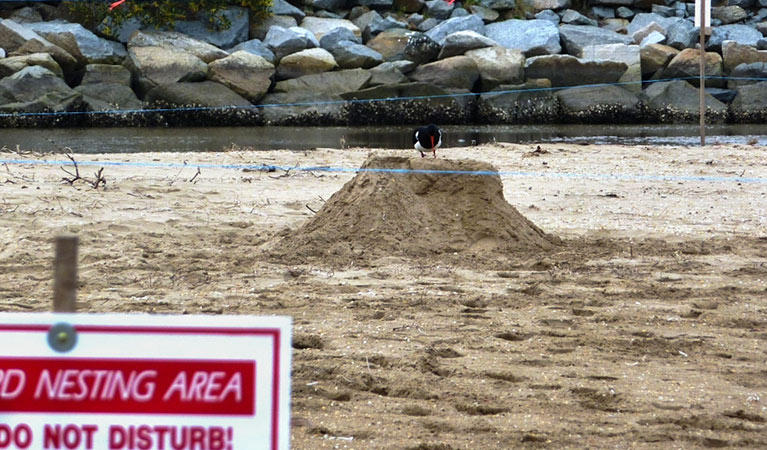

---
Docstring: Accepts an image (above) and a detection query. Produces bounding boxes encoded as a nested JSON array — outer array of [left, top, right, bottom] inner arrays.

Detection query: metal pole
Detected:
[[699, 0, 707, 147], [53, 235, 78, 312]]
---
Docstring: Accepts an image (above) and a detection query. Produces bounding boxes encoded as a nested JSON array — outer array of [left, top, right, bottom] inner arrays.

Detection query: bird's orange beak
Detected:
[[430, 136, 435, 149]]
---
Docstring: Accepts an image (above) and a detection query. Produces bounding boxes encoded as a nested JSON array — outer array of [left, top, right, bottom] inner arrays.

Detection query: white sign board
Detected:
[[695, 0, 711, 28], [0, 313, 291, 450]]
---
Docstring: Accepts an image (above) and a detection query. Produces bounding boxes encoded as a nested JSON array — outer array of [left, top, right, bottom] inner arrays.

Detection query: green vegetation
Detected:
[[65, 0, 273, 36]]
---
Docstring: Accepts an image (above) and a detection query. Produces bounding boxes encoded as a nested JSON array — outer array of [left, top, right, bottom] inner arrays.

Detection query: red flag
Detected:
[[110, 0, 126, 10]]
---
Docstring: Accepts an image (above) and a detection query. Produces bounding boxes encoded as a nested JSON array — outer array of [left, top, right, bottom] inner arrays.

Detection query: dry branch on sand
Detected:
[[60, 153, 106, 189]]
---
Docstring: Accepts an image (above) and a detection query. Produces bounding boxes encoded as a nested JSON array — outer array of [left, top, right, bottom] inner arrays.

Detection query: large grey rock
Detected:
[[651, 4, 674, 17], [556, 85, 640, 123], [229, 39, 277, 64], [728, 62, 767, 89], [639, 80, 727, 122], [80, 63, 131, 86], [534, 10, 560, 23], [722, 40, 767, 73], [639, 43, 678, 77], [97, 17, 142, 44], [560, 9, 598, 26], [425, 0, 455, 19], [368, 61, 409, 85], [662, 48, 725, 88], [558, 24, 633, 57], [128, 30, 228, 63], [450, 6, 470, 17], [273, 68, 371, 94], [25, 21, 127, 65], [250, 15, 298, 41], [0, 52, 62, 78], [328, 41, 383, 68], [425, 14, 485, 45], [626, 13, 677, 36], [731, 81, 767, 122], [465, 46, 524, 89], [590, 6, 615, 20], [352, 10, 382, 35], [74, 82, 143, 111], [172, 7, 249, 49], [319, 27, 362, 49], [640, 30, 666, 47], [301, 17, 361, 41], [208, 51, 274, 102], [0, 66, 82, 113], [146, 81, 252, 107], [582, 43, 641, 93], [403, 33, 441, 64], [711, 6, 748, 24], [477, 79, 559, 124], [705, 87, 737, 104], [409, 55, 480, 89], [439, 30, 497, 59], [271, 0, 306, 21], [631, 22, 665, 44], [470, 5, 500, 23], [485, 19, 560, 56], [525, 54, 628, 87], [366, 28, 417, 61], [707, 24, 764, 52], [364, 15, 407, 42], [616, 6, 634, 19], [123, 46, 208, 98], [276, 47, 337, 79], [665, 18, 697, 50], [0, 19, 77, 71], [264, 26, 316, 61], [417, 18, 441, 32], [523, 0, 569, 13], [9, 7, 42, 24]]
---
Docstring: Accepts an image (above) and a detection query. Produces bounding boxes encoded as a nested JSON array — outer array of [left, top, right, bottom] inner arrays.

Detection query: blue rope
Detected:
[[2, 158, 765, 184], [0, 76, 762, 119]]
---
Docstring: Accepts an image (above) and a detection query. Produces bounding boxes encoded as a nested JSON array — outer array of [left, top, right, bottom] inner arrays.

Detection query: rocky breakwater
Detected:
[[2, 0, 767, 126]]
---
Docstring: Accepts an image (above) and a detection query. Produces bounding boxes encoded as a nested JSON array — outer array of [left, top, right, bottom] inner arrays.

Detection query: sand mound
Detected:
[[271, 155, 558, 263]]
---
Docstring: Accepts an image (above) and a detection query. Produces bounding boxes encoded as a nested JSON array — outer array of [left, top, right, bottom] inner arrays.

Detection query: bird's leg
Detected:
[[420, 152, 425, 158], [430, 135, 436, 158]]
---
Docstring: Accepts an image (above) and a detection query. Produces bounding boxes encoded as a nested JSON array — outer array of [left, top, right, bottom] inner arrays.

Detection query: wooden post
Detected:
[[698, 0, 707, 147], [53, 235, 78, 312]]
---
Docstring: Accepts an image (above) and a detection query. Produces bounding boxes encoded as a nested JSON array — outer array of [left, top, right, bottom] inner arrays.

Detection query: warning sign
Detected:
[[0, 313, 291, 450]]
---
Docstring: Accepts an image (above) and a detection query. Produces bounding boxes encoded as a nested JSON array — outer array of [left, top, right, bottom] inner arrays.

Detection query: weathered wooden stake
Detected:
[[53, 235, 78, 312]]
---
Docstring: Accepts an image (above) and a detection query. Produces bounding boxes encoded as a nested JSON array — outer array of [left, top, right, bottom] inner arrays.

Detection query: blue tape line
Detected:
[[2, 158, 765, 184]]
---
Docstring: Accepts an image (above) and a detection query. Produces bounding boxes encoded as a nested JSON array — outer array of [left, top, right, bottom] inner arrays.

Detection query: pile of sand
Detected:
[[270, 155, 559, 263]]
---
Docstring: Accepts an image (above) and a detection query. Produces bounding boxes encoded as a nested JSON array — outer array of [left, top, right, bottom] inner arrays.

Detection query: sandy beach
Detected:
[[2, 142, 767, 449]]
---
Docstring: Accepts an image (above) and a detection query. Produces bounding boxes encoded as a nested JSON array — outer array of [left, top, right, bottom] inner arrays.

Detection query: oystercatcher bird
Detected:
[[413, 124, 442, 158]]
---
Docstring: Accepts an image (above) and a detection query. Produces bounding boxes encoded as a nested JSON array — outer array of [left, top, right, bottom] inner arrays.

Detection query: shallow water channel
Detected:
[[4, 124, 767, 153]]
